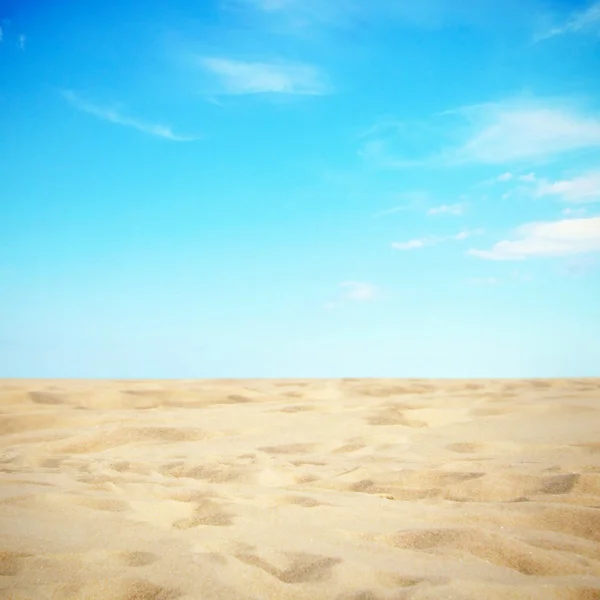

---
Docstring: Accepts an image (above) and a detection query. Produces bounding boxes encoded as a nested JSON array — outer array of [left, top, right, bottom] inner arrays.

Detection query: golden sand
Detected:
[[1, 379, 599, 599]]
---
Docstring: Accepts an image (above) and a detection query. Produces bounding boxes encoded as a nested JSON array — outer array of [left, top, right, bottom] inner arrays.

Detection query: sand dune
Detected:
[[0, 378, 599, 599]]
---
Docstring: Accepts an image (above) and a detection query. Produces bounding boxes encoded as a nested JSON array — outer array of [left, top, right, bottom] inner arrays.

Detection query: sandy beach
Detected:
[[1, 378, 599, 599]]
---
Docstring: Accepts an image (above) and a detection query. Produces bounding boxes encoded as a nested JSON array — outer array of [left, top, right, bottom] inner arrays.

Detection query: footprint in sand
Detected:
[[234, 551, 341, 584], [443, 472, 580, 503], [333, 441, 367, 454], [172, 498, 234, 529], [366, 405, 428, 428]]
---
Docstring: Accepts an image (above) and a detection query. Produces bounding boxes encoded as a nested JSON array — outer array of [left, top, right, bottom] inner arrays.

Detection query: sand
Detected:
[[1, 378, 599, 600]]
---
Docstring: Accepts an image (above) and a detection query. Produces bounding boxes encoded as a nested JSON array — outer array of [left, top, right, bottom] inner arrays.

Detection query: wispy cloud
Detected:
[[454, 229, 484, 240], [536, 170, 600, 203], [392, 229, 483, 250], [359, 139, 422, 169], [230, 0, 537, 32], [341, 281, 379, 301], [18, 33, 25, 50], [468, 217, 600, 260], [324, 280, 379, 309], [480, 171, 536, 187], [62, 91, 198, 141], [427, 202, 468, 216], [448, 100, 600, 165], [361, 98, 600, 167], [199, 57, 330, 95], [536, 1, 600, 41], [373, 191, 429, 218], [563, 207, 587, 217], [520, 172, 536, 182], [392, 238, 435, 251]]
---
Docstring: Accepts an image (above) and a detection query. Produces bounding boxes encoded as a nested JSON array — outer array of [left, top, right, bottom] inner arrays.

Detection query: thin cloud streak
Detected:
[[372, 191, 429, 218], [392, 229, 483, 250], [62, 91, 198, 141], [341, 281, 379, 301], [324, 280, 379, 310], [427, 202, 468, 216], [199, 57, 330, 95], [536, 1, 600, 41], [230, 0, 540, 32]]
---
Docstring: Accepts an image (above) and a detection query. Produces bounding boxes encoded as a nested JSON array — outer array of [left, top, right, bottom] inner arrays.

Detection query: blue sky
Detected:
[[1, 0, 600, 378]]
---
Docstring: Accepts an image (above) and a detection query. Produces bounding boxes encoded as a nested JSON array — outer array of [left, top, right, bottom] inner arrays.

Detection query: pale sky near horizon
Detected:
[[1, 0, 600, 378]]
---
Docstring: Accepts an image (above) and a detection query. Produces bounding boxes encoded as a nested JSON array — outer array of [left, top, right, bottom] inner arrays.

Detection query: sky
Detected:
[[1, 0, 600, 378]]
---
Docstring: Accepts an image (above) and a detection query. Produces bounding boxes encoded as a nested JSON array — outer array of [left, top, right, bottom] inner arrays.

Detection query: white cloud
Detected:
[[536, 170, 600, 203], [468, 217, 600, 260], [341, 281, 378, 301], [427, 202, 467, 216], [519, 172, 536, 182], [497, 172, 513, 181], [199, 57, 329, 95], [454, 228, 484, 240], [392, 229, 482, 250], [362, 99, 600, 168], [18, 33, 25, 50], [62, 91, 197, 141], [392, 238, 431, 250], [536, 1, 600, 41]]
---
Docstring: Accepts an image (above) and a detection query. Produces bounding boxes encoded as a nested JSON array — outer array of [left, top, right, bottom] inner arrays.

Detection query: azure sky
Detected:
[[1, 0, 599, 378]]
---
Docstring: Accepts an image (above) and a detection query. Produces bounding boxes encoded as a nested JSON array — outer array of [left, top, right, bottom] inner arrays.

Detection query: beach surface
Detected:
[[1, 378, 599, 600]]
